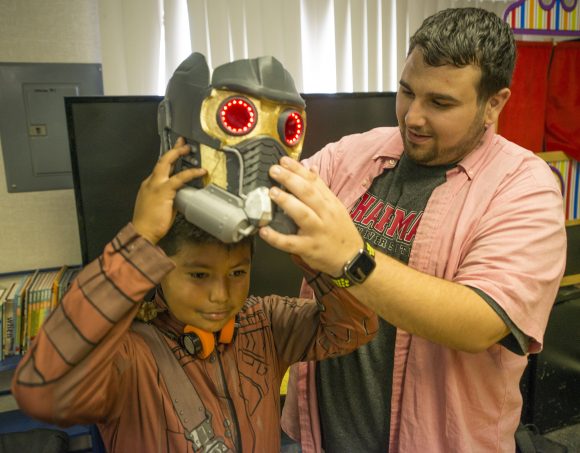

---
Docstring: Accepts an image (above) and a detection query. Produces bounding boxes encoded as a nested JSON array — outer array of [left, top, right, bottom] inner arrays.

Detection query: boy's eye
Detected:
[[231, 269, 248, 278], [189, 272, 208, 279]]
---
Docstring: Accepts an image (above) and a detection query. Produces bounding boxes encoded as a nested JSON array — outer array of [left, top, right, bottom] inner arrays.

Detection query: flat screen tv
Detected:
[[66, 92, 398, 297]]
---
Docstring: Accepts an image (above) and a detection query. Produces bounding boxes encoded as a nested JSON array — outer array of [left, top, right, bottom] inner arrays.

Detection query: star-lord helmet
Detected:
[[158, 52, 306, 243]]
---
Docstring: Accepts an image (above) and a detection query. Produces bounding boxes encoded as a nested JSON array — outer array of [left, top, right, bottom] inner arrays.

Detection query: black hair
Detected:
[[157, 213, 254, 257], [408, 7, 516, 102]]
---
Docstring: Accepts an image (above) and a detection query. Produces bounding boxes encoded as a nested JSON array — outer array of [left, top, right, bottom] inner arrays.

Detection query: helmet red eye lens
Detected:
[[218, 97, 257, 135], [280, 110, 304, 146]]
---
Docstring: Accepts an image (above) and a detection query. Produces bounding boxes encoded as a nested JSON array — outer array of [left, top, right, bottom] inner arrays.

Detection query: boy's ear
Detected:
[[484, 88, 511, 127]]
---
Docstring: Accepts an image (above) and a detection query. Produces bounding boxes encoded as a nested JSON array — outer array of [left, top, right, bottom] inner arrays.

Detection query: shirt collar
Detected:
[[371, 128, 405, 163], [365, 125, 498, 178], [456, 125, 497, 180]]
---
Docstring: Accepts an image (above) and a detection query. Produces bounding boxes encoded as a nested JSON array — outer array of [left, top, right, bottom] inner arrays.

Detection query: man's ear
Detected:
[[485, 88, 511, 127]]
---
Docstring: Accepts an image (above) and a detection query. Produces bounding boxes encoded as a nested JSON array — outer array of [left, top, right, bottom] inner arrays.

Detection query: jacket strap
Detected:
[[131, 322, 232, 452]]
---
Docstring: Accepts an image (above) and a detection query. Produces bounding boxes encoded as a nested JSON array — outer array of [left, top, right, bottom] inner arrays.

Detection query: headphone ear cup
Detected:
[[217, 318, 236, 344], [183, 325, 215, 359]]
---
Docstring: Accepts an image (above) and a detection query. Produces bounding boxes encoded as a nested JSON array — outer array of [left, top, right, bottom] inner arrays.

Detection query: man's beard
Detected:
[[401, 109, 487, 166]]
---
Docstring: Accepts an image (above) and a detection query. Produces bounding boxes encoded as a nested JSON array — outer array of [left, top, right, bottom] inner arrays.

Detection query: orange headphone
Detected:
[[179, 318, 236, 359]]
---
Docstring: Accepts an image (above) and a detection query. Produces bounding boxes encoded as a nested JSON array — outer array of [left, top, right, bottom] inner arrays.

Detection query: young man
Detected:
[[11, 140, 377, 452], [260, 8, 567, 453]]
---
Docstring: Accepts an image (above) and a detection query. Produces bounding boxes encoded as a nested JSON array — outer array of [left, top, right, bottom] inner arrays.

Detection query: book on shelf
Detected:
[[3, 275, 29, 359], [15, 270, 39, 356], [19, 270, 42, 355], [0, 265, 79, 362], [0, 282, 16, 361], [26, 269, 59, 350], [50, 265, 68, 311]]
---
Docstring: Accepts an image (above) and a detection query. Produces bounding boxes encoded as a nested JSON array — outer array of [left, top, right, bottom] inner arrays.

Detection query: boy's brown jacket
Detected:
[[12, 224, 378, 452]]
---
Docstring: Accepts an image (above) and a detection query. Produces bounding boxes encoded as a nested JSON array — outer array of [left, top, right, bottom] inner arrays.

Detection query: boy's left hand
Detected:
[[132, 137, 207, 244]]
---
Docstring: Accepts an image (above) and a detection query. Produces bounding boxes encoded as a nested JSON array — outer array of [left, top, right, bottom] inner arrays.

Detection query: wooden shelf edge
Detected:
[[537, 151, 573, 162], [561, 274, 580, 287]]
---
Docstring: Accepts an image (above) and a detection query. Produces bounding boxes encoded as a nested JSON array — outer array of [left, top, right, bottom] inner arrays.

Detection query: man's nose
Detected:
[[405, 100, 427, 128]]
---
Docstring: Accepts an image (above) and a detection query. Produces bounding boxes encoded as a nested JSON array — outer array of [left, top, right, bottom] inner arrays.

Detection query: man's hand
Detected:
[[132, 137, 206, 244], [259, 156, 363, 277]]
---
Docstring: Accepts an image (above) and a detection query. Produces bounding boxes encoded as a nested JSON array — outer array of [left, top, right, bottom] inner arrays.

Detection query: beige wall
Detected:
[[0, 0, 101, 273]]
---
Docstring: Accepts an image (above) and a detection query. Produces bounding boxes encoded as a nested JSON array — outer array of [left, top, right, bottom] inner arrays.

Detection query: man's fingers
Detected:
[[269, 162, 330, 211], [269, 185, 319, 231], [259, 226, 300, 255]]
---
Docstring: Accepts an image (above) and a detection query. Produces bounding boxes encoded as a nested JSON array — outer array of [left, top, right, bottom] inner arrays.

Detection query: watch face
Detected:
[[345, 249, 376, 283]]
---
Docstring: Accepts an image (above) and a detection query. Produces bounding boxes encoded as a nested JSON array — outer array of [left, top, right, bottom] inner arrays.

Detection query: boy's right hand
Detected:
[[132, 137, 207, 245]]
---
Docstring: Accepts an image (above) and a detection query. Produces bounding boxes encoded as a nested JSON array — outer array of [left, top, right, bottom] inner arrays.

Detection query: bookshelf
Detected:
[[0, 266, 79, 362], [0, 267, 102, 452]]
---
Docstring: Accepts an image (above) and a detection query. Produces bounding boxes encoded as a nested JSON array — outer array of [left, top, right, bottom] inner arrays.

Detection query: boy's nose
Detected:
[[209, 281, 229, 304]]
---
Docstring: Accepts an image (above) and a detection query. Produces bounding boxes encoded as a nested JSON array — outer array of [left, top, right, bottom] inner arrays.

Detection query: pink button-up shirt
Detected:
[[282, 126, 566, 452]]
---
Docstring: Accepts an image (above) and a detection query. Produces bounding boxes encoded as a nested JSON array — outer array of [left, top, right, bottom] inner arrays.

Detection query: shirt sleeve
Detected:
[[468, 286, 529, 355], [454, 158, 566, 353], [269, 256, 379, 368], [11, 223, 174, 426]]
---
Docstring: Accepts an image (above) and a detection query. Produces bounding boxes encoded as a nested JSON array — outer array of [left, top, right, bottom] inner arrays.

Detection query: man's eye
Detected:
[[432, 100, 451, 108]]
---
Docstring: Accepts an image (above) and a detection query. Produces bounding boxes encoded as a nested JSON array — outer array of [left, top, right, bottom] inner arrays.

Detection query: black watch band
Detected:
[[331, 241, 376, 288]]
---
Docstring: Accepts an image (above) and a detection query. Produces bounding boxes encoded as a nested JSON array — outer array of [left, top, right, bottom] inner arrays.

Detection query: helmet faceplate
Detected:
[[158, 53, 306, 243]]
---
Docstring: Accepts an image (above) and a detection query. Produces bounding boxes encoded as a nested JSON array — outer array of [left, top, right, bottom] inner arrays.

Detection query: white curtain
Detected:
[[97, 0, 509, 95]]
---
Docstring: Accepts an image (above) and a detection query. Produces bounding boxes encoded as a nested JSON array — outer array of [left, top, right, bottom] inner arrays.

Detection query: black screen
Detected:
[[66, 96, 163, 266], [66, 92, 397, 297], [301, 92, 398, 159], [564, 223, 580, 277]]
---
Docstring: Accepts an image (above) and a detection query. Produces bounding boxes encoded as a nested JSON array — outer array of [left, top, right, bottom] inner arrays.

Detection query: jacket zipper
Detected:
[[216, 349, 242, 451]]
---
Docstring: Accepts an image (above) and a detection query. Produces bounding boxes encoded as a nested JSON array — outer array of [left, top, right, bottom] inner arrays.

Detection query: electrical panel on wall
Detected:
[[0, 63, 103, 192]]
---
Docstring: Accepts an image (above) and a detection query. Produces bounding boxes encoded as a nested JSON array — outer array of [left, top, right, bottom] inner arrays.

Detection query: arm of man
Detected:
[[11, 140, 206, 424], [259, 156, 565, 353]]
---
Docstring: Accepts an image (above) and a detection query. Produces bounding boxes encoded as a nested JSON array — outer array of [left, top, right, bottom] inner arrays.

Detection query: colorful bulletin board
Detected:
[[504, 0, 580, 36], [540, 152, 580, 221], [502, 1, 580, 222]]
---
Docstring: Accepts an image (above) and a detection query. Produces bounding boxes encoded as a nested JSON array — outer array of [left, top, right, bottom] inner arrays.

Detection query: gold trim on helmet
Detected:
[[200, 89, 306, 161]]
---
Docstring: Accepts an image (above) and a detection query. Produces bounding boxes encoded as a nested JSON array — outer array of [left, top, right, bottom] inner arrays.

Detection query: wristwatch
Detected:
[[331, 241, 376, 288]]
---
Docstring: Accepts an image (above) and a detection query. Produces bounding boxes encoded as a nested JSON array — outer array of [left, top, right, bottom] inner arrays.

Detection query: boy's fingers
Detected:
[[170, 167, 207, 189], [150, 143, 191, 180], [175, 137, 185, 146]]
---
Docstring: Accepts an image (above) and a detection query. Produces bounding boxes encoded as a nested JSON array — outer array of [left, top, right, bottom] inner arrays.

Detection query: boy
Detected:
[[11, 138, 378, 452]]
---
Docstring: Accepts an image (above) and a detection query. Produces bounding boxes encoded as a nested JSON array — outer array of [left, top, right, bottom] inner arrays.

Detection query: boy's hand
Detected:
[[132, 137, 207, 245]]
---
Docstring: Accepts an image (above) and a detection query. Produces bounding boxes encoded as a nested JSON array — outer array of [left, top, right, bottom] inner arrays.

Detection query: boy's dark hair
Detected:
[[408, 7, 516, 102], [157, 213, 254, 257]]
